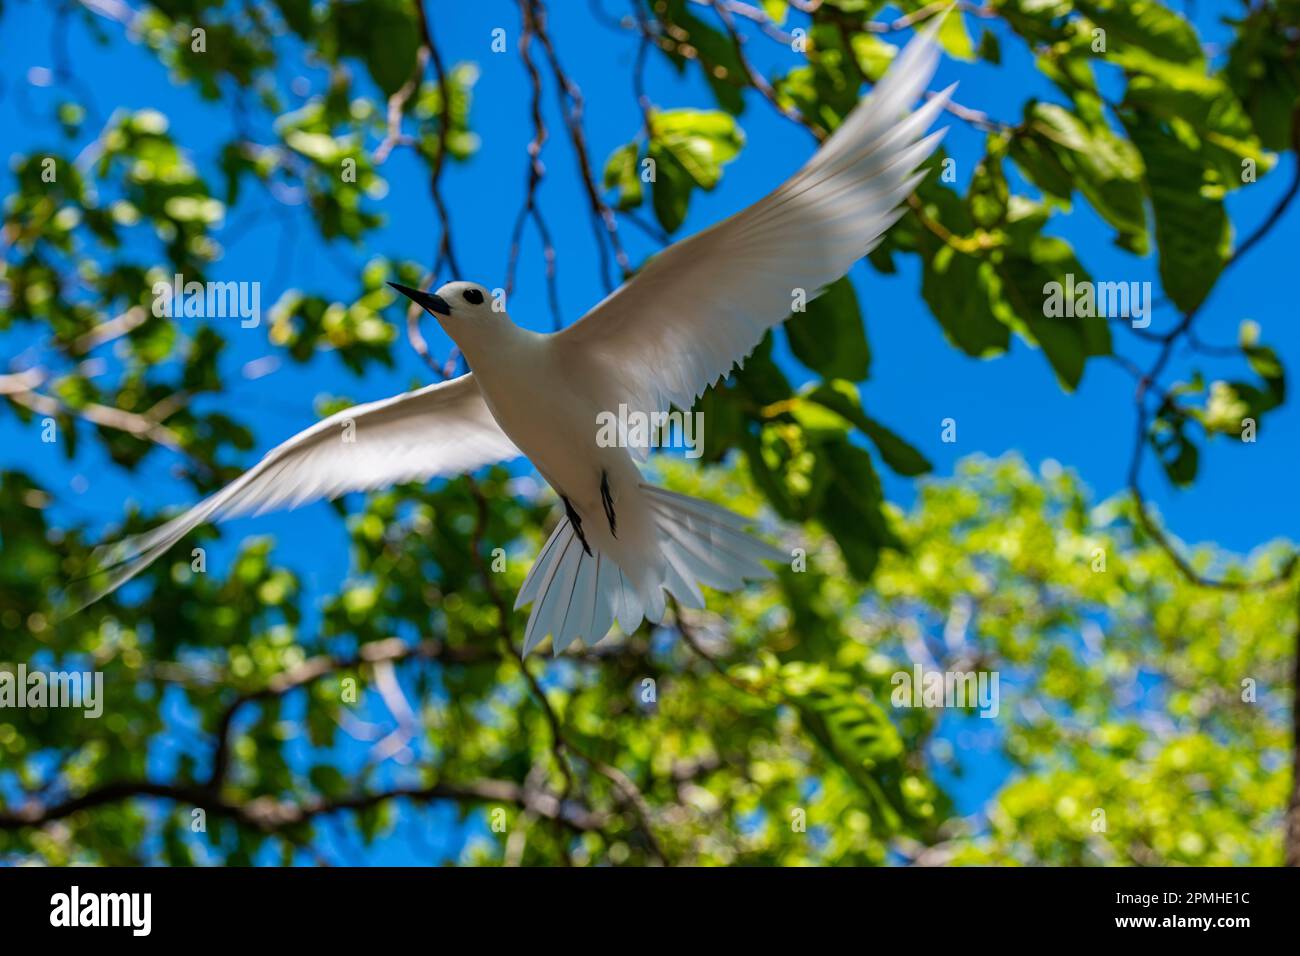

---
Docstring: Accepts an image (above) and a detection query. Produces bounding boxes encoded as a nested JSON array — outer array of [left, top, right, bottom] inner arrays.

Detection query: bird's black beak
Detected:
[[388, 281, 451, 316]]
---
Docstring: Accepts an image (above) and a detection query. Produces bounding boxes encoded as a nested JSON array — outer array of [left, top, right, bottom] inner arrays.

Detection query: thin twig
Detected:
[[528, 0, 631, 289], [1126, 108, 1300, 592], [506, 0, 563, 329]]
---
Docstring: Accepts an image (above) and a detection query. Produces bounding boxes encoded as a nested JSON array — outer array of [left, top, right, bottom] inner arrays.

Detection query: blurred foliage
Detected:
[[1, 0, 1298, 865], [2, 455, 1294, 864]]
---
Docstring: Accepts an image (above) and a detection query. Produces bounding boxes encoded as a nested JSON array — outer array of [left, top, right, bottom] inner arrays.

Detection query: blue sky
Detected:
[[2, 1, 1295, 862]]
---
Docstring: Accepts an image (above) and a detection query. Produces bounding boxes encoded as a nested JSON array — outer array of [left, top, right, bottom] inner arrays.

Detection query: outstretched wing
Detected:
[[552, 32, 948, 436], [67, 372, 519, 613]]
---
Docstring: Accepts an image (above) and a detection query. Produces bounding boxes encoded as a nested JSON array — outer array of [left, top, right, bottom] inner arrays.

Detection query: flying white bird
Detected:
[[70, 32, 951, 654]]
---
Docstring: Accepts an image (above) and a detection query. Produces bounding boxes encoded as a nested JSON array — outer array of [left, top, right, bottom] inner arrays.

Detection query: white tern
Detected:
[[71, 31, 951, 655]]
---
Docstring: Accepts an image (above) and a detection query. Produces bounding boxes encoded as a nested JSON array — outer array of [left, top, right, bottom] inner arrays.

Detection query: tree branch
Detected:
[[206, 636, 497, 791], [527, 0, 631, 291], [1127, 107, 1300, 593], [0, 777, 607, 834]]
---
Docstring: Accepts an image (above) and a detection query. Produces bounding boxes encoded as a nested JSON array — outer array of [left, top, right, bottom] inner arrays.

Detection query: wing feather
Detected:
[[552, 32, 949, 427], [68, 372, 519, 612]]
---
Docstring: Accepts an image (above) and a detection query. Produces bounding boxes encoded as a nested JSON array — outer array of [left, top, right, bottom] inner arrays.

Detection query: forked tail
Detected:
[[516, 484, 782, 655]]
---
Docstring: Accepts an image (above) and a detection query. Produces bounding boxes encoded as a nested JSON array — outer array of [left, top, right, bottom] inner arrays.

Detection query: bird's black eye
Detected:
[[463, 288, 484, 305]]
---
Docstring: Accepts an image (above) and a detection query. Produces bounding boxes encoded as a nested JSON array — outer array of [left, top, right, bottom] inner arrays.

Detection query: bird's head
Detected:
[[388, 280, 501, 355]]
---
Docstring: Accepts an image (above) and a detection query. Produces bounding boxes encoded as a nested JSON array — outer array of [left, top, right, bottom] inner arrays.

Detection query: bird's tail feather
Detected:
[[643, 484, 783, 592], [517, 485, 781, 655], [517, 519, 637, 656]]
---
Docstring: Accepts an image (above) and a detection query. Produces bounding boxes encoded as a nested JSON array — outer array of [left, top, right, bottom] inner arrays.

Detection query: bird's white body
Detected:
[[455, 317, 661, 609], [457, 321, 620, 520], [70, 30, 951, 655]]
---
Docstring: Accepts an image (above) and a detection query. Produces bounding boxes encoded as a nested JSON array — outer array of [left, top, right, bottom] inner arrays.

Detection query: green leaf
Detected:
[[648, 146, 693, 233], [968, 153, 1010, 228], [921, 246, 1010, 357], [1149, 409, 1199, 486], [859, 419, 932, 477], [654, 0, 748, 114], [651, 109, 744, 190], [284, 130, 339, 163], [1028, 103, 1147, 253], [850, 33, 899, 82], [936, 10, 976, 63], [785, 277, 871, 381], [992, 235, 1112, 391], [1010, 133, 1076, 201], [804, 380, 932, 476], [602, 143, 643, 210], [733, 332, 793, 405], [819, 441, 902, 579], [309, 765, 348, 797], [276, 0, 316, 38], [330, 0, 420, 98], [1125, 114, 1231, 314], [1118, 58, 1269, 190], [785, 397, 853, 440], [691, 385, 748, 462], [1226, 19, 1300, 152], [977, 28, 1001, 65], [1074, 0, 1203, 64], [740, 425, 828, 521], [779, 661, 907, 831], [1245, 345, 1286, 401]]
